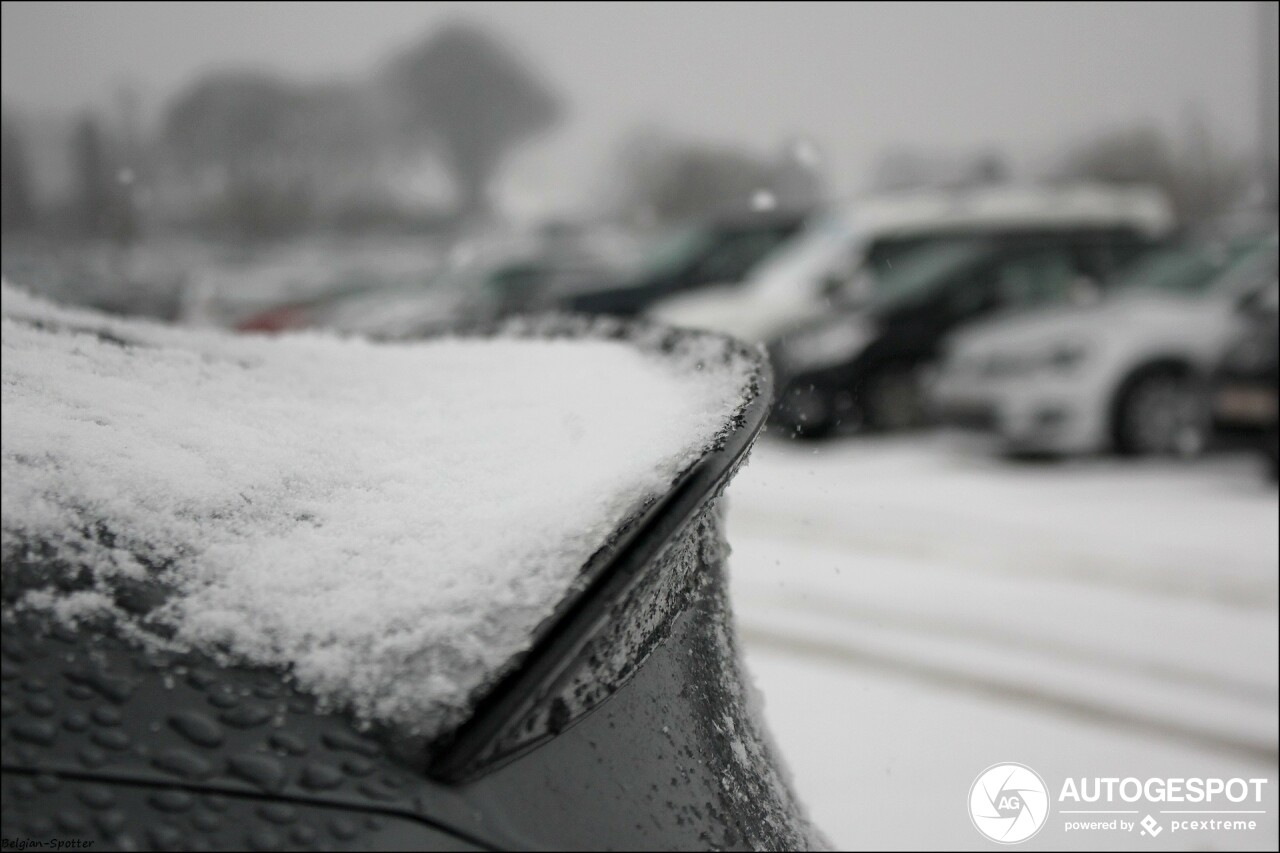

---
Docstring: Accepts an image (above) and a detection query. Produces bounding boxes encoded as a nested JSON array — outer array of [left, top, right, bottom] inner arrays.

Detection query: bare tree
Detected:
[[163, 72, 319, 238], [870, 146, 1011, 192], [72, 114, 113, 237], [1057, 119, 1250, 227], [611, 131, 822, 225], [382, 22, 561, 221], [164, 72, 309, 184], [1, 110, 37, 233]]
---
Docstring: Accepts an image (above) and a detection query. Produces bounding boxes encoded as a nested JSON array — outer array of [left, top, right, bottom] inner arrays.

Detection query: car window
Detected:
[[686, 228, 794, 284], [992, 247, 1080, 308], [749, 212, 858, 299], [630, 228, 716, 280], [1114, 238, 1272, 297], [867, 238, 998, 310]]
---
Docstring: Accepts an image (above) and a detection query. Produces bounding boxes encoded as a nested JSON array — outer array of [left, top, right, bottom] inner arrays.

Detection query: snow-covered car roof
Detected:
[[740, 183, 1174, 304], [0, 282, 762, 739], [832, 183, 1175, 238]]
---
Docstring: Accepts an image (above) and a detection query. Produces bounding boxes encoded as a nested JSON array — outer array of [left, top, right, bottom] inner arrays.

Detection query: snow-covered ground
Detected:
[[725, 433, 1278, 850]]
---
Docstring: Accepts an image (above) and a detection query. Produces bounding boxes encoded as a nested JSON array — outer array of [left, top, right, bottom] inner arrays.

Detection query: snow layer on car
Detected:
[[0, 282, 760, 737]]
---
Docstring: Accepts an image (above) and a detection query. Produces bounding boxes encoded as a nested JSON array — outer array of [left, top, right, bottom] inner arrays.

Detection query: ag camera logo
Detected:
[[969, 763, 1050, 843]]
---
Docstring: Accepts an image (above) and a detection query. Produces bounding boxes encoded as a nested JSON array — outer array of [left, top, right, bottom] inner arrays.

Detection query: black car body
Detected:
[[1212, 283, 1279, 478], [563, 214, 806, 318], [0, 300, 818, 851], [769, 227, 1161, 437]]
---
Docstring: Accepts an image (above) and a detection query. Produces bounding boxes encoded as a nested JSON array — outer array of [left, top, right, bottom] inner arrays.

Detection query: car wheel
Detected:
[[1111, 366, 1208, 457], [862, 365, 925, 431]]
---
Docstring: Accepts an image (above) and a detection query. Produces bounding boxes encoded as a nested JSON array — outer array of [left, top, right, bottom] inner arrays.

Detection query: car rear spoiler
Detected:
[[428, 339, 772, 782]]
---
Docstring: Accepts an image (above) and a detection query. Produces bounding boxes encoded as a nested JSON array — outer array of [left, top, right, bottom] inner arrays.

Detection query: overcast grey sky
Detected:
[[0, 1, 1265, 211]]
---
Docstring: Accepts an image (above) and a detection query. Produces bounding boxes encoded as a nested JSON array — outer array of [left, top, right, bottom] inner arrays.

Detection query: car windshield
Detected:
[[866, 237, 998, 311], [1115, 238, 1271, 297], [681, 226, 793, 281], [626, 227, 717, 281], [749, 212, 859, 299]]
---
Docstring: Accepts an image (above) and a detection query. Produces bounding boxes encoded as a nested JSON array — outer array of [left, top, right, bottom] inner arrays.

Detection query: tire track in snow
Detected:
[[728, 504, 1279, 609], [739, 623, 1279, 766], [735, 589, 1277, 706]]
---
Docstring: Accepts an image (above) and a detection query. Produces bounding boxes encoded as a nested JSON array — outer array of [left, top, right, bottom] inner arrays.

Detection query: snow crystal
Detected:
[[751, 190, 779, 212], [0, 282, 760, 738], [789, 137, 822, 169]]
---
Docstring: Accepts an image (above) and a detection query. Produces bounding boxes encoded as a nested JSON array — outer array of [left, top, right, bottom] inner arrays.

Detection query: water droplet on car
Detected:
[[64, 667, 135, 704], [341, 756, 374, 777], [227, 753, 286, 792], [169, 710, 225, 747], [65, 684, 95, 700], [13, 719, 57, 745], [300, 762, 343, 791], [76, 785, 116, 810], [90, 728, 130, 750], [320, 729, 380, 757], [290, 825, 318, 846], [149, 789, 195, 813], [207, 688, 240, 709], [268, 731, 307, 755], [220, 703, 272, 729], [186, 669, 217, 689], [94, 809, 126, 836], [152, 747, 214, 779], [92, 705, 122, 726], [148, 825, 184, 850], [77, 746, 108, 768], [257, 803, 298, 825]]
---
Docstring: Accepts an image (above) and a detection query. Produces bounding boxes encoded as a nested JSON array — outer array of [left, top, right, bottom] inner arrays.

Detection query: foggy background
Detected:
[[2, 1, 1275, 235], [1, 3, 1277, 850]]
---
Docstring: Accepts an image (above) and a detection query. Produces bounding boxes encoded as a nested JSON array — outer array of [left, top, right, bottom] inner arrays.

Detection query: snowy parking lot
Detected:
[[725, 434, 1279, 850]]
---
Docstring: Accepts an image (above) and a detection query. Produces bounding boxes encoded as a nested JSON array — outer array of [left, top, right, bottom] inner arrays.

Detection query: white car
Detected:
[[648, 183, 1173, 343], [932, 234, 1279, 456]]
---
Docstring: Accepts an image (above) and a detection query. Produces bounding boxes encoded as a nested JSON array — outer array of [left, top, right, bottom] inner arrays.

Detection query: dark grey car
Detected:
[[0, 303, 818, 851]]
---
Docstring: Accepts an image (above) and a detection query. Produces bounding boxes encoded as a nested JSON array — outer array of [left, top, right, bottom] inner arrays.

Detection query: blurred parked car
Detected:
[[234, 256, 599, 336], [1212, 280, 1279, 479], [0, 287, 819, 850], [933, 234, 1279, 457], [235, 241, 626, 336], [767, 224, 1163, 437], [562, 212, 807, 317], [180, 237, 454, 330], [648, 183, 1173, 343]]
